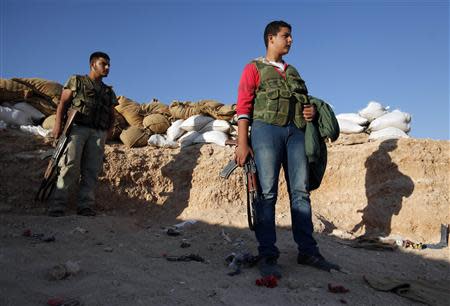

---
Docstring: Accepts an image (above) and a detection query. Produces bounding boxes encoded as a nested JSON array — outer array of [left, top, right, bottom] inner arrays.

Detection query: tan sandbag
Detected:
[[42, 114, 56, 130], [25, 96, 56, 116], [143, 113, 170, 134], [140, 100, 170, 117], [108, 110, 129, 141], [169, 101, 201, 119], [0, 78, 33, 102], [198, 99, 223, 110], [215, 104, 236, 120], [12, 78, 63, 105], [198, 100, 235, 121], [115, 96, 143, 127], [119, 126, 150, 148]]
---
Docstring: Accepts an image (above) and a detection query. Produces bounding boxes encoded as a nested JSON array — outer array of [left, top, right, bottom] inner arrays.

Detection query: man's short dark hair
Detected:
[[264, 20, 292, 48], [89, 51, 110, 64]]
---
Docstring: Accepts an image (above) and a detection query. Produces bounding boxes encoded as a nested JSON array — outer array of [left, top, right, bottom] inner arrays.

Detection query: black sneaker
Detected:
[[77, 207, 97, 217], [258, 256, 282, 279], [297, 253, 340, 272]]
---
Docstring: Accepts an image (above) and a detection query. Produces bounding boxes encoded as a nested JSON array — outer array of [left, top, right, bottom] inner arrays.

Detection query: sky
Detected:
[[1, 0, 449, 140]]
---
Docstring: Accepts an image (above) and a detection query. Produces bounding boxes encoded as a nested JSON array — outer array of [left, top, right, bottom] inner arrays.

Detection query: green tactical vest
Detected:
[[252, 60, 309, 129], [70, 75, 115, 130]]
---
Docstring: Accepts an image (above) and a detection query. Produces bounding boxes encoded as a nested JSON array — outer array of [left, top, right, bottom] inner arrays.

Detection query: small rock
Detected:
[[287, 279, 300, 290], [48, 264, 67, 280], [64, 260, 81, 275], [104, 247, 113, 253], [166, 228, 181, 236]]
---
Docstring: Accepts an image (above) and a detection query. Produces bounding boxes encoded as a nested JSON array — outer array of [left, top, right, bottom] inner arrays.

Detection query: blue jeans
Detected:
[[250, 120, 319, 258]]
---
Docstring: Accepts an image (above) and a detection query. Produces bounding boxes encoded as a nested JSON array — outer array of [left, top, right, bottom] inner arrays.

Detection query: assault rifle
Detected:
[[35, 109, 78, 202], [220, 139, 258, 231]]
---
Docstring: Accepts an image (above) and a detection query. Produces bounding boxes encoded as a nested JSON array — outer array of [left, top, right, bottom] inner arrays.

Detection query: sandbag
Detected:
[[368, 110, 411, 132], [25, 96, 56, 116], [198, 119, 231, 133], [179, 131, 201, 148], [120, 126, 150, 148], [0, 78, 33, 102], [12, 78, 63, 104], [140, 100, 171, 117], [148, 134, 178, 148], [142, 113, 170, 134], [108, 110, 128, 141], [358, 101, 388, 122], [180, 115, 214, 132], [13, 102, 45, 121], [115, 96, 143, 127], [42, 114, 56, 130], [166, 119, 186, 141], [199, 100, 236, 121], [194, 131, 228, 146], [0, 105, 33, 126], [169, 101, 201, 119], [337, 118, 366, 134], [20, 125, 51, 137], [369, 127, 409, 141], [336, 113, 369, 126], [215, 104, 236, 121]]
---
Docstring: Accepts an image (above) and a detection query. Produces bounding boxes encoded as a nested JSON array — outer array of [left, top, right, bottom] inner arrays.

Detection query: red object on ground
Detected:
[[328, 283, 350, 293], [47, 297, 64, 306], [22, 229, 31, 237], [255, 275, 278, 288]]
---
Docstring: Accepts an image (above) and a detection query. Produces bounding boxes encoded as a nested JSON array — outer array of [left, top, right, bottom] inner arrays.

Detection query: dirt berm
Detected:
[[1, 130, 448, 243]]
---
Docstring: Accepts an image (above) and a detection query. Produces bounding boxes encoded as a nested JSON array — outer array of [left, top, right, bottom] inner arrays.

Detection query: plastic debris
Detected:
[[255, 275, 278, 288]]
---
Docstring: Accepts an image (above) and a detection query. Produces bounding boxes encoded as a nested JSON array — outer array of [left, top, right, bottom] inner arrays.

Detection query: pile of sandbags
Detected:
[[147, 114, 232, 148], [0, 77, 64, 137], [336, 101, 411, 141], [0, 77, 62, 116], [116, 97, 236, 148], [115, 96, 173, 148], [0, 101, 51, 137]]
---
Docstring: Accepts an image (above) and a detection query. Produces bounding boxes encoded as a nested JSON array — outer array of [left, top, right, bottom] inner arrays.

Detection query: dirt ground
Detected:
[[0, 129, 449, 305]]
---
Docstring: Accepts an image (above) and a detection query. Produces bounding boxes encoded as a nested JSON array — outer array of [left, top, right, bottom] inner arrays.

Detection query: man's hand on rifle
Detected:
[[235, 143, 253, 167], [52, 123, 62, 139]]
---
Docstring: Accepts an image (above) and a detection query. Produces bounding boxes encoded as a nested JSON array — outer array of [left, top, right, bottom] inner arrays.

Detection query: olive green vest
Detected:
[[252, 60, 309, 129], [71, 75, 115, 130]]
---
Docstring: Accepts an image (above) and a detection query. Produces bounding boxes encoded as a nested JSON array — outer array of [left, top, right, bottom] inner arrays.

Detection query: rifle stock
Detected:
[[35, 109, 78, 202]]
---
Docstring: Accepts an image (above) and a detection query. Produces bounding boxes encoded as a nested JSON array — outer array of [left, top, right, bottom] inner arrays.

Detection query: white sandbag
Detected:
[[382, 109, 411, 123], [198, 119, 231, 133], [337, 118, 366, 134], [180, 115, 214, 132], [179, 131, 201, 148], [358, 101, 389, 121], [336, 113, 369, 126], [19, 125, 51, 137], [0, 105, 34, 126], [369, 127, 410, 141], [193, 131, 228, 146], [368, 111, 411, 133], [166, 119, 186, 141], [148, 134, 178, 148], [13, 102, 45, 121]]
